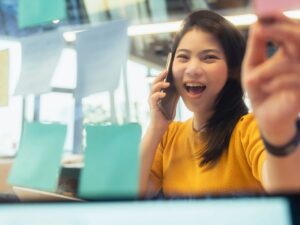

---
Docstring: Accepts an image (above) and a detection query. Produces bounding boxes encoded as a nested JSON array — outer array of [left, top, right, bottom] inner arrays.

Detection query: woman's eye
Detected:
[[176, 54, 189, 61], [202, 54, 219, 63], [204, 55, 218, 60]]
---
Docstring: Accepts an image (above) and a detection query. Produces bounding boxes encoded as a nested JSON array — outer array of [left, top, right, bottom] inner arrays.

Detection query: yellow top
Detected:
[[150, 113, 266, 196]]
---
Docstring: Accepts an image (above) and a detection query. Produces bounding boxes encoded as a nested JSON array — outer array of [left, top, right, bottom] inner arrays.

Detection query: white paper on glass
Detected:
[[14, 30, 64, 96], [74, 20, 129, 99]]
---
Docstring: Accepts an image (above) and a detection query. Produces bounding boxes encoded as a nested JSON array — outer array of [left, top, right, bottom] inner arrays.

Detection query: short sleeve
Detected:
[[240, 114, 266, 182], [148, 121, 184, 195]]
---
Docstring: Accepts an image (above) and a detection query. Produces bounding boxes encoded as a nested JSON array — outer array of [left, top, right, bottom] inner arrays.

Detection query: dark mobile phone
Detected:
[[157, 53, 179, 120]]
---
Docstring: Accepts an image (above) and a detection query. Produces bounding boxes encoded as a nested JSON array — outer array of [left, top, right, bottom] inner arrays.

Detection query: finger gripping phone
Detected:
[[157, 53, 180, 120]]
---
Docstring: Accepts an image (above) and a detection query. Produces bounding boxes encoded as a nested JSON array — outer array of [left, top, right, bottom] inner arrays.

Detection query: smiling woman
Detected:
[[172, 29, 228, 117], [139, 9, 300, 198], [139, 10, 253, 197]]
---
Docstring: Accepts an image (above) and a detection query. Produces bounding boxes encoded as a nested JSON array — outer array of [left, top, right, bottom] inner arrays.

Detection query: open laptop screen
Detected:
[[0, 196, 296, 225]]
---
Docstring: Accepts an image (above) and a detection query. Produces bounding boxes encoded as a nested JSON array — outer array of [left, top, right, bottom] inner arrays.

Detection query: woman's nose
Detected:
[[185, 59, 203, 77]]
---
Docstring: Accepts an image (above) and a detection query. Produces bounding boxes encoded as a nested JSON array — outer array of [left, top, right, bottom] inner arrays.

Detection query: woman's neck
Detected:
[[193, 111, 213, 132]]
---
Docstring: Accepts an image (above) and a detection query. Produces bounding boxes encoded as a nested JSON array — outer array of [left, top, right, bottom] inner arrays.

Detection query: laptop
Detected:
[[13, 186, 82, 202]]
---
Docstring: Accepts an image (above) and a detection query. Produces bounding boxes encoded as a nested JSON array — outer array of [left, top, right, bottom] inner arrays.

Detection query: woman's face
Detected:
[[172, 28, 228, 114]]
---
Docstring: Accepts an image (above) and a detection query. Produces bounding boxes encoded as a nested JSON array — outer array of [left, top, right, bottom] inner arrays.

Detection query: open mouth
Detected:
[[184, 83, 206, 95]]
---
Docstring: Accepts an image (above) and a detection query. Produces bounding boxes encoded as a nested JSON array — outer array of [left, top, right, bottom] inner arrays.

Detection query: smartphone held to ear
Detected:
[[253, 0, 300, 18], [157, 53, 179, 121]]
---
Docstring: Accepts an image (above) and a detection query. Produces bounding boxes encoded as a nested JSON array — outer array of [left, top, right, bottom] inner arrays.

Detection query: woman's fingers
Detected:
[[149, 92, 166, 108], [148, 70, 170, 109], [262, 72, 300, 94], [243, 47, 300, 110], [243, 14, 300, 142], [247, 56, 299, 83], [244, 16, 300, 80], [152, 70, 168, 84], [151, 70, 169, 93], [151, 81, 170, 94], [258, 19, 300, 60], [243, 23, 268, 71]]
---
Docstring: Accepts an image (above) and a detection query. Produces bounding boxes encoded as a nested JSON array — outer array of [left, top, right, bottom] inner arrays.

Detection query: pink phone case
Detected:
[[253, 0, 300, 17]]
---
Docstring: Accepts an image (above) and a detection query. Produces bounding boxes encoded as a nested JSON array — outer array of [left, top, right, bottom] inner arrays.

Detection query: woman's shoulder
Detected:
[[163, 118, 193, 139], [236, 113, 257, 125], [169, 118, 193, 130], [161, 119, 193, 147], [234, 113, 259, 136]]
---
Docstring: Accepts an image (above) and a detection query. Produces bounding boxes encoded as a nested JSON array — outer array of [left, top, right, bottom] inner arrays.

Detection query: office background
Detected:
[[0, 0, 298, 156]]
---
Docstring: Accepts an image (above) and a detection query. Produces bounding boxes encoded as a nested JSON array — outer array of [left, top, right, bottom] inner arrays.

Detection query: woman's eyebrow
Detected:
[[176, 49, 190, 54], [200, 49, 222, 54], [199, 49, 225, 59], [176, 48, 223, 54]]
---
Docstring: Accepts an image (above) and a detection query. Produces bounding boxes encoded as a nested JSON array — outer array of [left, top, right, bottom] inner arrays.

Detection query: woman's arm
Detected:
[[242, 14, 300, 193], [139, 124, 167, 196], [262, 146, 300, 193], [139, 70, 171, 197]]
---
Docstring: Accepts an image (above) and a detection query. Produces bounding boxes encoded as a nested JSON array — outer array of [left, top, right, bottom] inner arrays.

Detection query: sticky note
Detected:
[[14, 30, 64, 96], [9, 122, 67, 192], [79, 123, 141, 199], [0, 49, 9, 106], [18, 0, 66, 28], [75, 20, 129, 98]]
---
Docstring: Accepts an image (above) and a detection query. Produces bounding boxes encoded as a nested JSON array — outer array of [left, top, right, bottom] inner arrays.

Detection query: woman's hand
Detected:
[[148, 70, 172, 130], [242, 14, 300, 145]]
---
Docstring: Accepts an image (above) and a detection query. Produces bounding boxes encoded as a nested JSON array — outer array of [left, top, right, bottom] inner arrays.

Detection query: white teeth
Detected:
[[185, 83, 205, 87]]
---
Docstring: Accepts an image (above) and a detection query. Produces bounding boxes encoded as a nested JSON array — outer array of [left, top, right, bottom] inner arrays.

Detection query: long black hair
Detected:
[[170, 10, 248, 167]]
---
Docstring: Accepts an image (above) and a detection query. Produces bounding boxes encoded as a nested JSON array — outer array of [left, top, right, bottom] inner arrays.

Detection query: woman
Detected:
[[140, 10, 300, 197]]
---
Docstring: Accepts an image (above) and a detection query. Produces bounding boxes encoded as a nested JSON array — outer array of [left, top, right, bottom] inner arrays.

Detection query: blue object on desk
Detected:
[[79, 123, 141, 199], [8, 121, 67, 192]]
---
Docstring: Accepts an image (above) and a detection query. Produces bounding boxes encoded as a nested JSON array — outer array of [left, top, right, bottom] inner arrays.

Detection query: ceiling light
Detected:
[[127, 21, 181, 36], [127, 9, 299, 36], [63, 9, 300, 40], [225, 14, 257, 27]]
